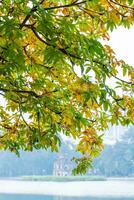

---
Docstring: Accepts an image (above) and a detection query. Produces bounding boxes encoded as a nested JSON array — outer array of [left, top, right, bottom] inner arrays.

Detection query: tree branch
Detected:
[[92, 59, 134, 85], [20, 0, 87, 29], [30, 27, 81, 59], [18, 103, 33, 131], [106, 0, 127, 17], [0, 87, 58, 99], [20, 0, 45, 29], [0, 87, 42, 98], [110, 73, 134, 85], [110, 0, 134, 11], [104, 85, 125, 110], [44, 0, 87, 11]]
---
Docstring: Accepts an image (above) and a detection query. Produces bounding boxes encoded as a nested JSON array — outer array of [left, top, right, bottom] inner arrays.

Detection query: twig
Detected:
[[18, 103, 33, 131], [110, 0, 134, 11], [44, 1, 87, 11], [20, 0, 45, 29]]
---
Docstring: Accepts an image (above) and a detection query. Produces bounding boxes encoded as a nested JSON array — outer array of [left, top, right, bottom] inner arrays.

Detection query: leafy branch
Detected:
[[44, 0, 87, 11], [20, 0, 45, 29], [20, 0, 87, 29], [18, 103, 33, 131], [110, 0, 134, 11], [92, 59, 134, 85], [30, 26, 80, 59], [0, 87, 58, 98]]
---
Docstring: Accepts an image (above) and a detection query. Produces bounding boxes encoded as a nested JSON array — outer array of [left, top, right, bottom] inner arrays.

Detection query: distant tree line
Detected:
[[0, 127, 134, 177], [93, 126, 134, 177], [0, 141, 75, 177]]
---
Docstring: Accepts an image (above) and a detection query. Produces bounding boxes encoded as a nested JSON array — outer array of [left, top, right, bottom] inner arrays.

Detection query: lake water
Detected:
[[0, 180, 134, 200], [0, 194, 134, 200]]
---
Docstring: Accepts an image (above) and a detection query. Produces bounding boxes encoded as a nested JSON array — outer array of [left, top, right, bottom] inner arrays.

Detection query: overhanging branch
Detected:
[[20, 0, 87, 29], [30, 27, 81, 59], [110, 0, 134, 11], [44, 0, 87, 11], [0, 87, 58, 98], [92, 59, 134, 85]]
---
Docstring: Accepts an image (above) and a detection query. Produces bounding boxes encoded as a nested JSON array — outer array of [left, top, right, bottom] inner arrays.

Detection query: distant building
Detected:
[[53, 154, 71, 176]]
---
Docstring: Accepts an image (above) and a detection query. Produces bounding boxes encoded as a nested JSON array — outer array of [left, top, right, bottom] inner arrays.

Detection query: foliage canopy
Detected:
[[0, 0, 134, 174]]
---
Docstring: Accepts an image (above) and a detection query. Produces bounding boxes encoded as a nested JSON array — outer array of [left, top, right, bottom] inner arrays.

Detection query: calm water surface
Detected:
[[0, 180, 134, 200], [0, 194, 134, 200], [0, 195, 134, 200]]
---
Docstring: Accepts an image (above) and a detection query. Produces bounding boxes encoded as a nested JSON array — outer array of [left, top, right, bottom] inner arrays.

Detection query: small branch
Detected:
[[37, 111, 41, 133], [31, 27, 50, 46], [92, 59, 134, 85], [87, 119, 96, 123], [0, 112, 19, 123], [0, 55, 7, 63], [0, 87, 42, 98], [20, 0, 45, 29], [44, 1, 87, 11], [0, 92, 5, 97], [31, 27, 81, 59], [104, 84, 125, 111], [0, 124, 12, 131], [0, 87, 58, 100], [110, 0, 134, 11], [80, 6, 104, 16], [20, 0, 87, 29], [106, 0, 127, 17], [78, 6, 94, 18], [19, 103, 33, 131], [0, 90, 27, 104], [110, 73, 134, 85], [23, 45, 31, 59]]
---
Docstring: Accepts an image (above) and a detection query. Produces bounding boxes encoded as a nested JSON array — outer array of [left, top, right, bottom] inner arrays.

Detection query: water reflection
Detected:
[[0, 194, 134, 200]]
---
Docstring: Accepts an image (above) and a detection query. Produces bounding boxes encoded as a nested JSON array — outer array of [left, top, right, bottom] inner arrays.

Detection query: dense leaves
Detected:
[[0, 0, 134, 174]]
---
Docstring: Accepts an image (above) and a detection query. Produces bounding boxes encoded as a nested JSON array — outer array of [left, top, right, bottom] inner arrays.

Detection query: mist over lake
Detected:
[[0, 180, 134, 200]]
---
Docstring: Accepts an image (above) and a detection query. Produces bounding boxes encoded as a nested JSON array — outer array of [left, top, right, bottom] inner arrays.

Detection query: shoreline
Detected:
[[20, 175, 106, 182], [1, 176, 134, 182]]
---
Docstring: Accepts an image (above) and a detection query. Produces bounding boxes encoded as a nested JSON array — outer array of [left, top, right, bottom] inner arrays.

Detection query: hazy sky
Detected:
[[109, 26, 134, 66], [98, 26, 134, 144]]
